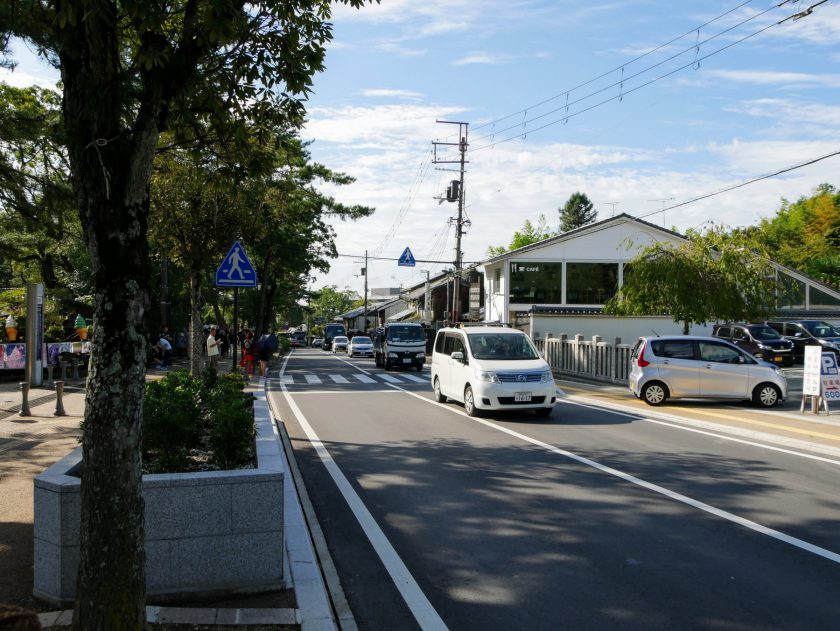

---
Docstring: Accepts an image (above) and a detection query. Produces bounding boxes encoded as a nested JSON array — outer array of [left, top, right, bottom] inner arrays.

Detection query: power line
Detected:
[[471, 1, 821, 152], [470, 0, 764, 136]]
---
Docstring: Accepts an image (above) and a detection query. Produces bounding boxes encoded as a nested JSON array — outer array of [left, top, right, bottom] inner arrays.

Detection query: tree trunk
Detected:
[[682, 320, 690, 335], [190, 267, 205, 376], [58, 5, 158, 626]]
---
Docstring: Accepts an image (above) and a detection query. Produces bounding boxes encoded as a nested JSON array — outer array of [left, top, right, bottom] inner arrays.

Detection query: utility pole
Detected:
[[363, 250, 368, 332], [433, 120, 468, 324]]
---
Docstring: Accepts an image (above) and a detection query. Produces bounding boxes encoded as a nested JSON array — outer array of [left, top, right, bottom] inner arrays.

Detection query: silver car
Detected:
[[629, 335, 787, 408], [348, 335, 374, 358], [332, 335, 349, 353]]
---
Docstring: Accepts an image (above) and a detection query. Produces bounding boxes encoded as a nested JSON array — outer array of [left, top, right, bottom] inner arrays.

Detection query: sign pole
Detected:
[[232, 287, 239, 373]]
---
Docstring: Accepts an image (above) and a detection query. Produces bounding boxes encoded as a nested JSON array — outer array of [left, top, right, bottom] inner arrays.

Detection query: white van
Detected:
[[430, 326, 557, 417]]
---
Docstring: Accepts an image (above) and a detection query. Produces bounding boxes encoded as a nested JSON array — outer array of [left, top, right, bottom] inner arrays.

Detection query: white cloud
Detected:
[[704, 69, 840, 88], [452, 53, 505, 66], [0, 68, 58, 90], [361, 88, 424, 100]]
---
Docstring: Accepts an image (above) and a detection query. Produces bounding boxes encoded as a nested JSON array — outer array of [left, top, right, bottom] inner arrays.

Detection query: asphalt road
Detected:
[[267, 348, 840, 631]]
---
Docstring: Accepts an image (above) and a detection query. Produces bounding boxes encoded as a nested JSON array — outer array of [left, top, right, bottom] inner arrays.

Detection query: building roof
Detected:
[[386, 307, 416, 322], [482, 213, 685, 265]]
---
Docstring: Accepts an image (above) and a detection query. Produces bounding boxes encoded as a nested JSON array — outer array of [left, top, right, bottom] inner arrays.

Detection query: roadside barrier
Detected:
[[537, 334, 633, 384]]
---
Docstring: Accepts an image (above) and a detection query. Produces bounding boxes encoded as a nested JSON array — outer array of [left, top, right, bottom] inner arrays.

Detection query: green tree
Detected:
[[558, 191, 597, 232], [309, 285, 355, 323], [487, 214, 554, 256], [605, 226, 777, 334], [0, 83, 91, 307], [1, 1, 375, 625], [742, 183, 840, 288]]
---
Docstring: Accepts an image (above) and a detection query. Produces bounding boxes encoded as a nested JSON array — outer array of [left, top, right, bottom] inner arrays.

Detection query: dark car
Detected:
[[712, 323, 794, 366], [765, 320, 840, 362]]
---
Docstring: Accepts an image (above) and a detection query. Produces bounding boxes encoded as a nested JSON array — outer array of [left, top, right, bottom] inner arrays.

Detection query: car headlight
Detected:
[[475, 369, 499, 383], [756, 343, 769, 351], [417, 352, 425, 359], [771, 365, 782, 374], [541, 371, 553, 383], [823, 341, 838, 350], [388, 352, 398, 358]]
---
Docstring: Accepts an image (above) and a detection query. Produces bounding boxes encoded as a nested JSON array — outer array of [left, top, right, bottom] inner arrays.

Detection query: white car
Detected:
[[430, 326, 556, 417], [348, 336, 374, 358], [332, 335, 349, 353], [629, 335, 788, 407]]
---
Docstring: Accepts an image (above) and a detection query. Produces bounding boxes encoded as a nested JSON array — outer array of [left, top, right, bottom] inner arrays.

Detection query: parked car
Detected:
[[712, 323, 794, 366], [765, 320, 840, 362], [629, 335, 787, 408], [348, 335, 374, 358], [332, 335, 349, 353], [430, 325, 557, 417], [311, 337, 323, 348]]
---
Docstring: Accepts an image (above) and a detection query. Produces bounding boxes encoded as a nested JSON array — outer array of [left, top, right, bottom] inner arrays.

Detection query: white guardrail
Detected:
[[535, 334, 634, 384]]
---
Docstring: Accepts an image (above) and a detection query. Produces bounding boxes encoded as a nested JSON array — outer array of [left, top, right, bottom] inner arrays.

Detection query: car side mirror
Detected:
[[451, 351, 464, 362]]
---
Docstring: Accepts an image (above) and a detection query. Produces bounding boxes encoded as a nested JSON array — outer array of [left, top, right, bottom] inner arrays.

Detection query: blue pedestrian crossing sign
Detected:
[[216, 241, 258, 287], [398, 246, 416, 267]]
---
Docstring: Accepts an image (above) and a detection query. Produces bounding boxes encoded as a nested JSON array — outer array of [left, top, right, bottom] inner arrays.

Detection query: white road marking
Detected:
[[278, 354, 448, 631], [354, 374, 376, 384], [304, 374, 322, 385], [388, 384, 840, 566], [400, 374, 428, 383], [330, 374, 350, 384], [378, 374, 403, 383], [280, 375, 295, 384]]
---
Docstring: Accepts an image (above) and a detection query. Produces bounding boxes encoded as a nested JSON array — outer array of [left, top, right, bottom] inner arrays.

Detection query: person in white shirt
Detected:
[[206, 326, 220, 368], [156, 336, 173, 369]]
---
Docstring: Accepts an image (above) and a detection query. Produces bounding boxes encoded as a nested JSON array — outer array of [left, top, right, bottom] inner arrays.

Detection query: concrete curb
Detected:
[[37, 606, 299, 628]]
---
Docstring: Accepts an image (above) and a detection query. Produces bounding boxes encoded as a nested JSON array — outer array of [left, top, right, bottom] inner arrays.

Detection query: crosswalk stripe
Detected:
[[304, 374, 322, 384], [330, 374, 349, 384], [378, 374, 402, 383], [354, 374, 376, 384], [280, 375, 295, 384], [400, 373, 428, 383]]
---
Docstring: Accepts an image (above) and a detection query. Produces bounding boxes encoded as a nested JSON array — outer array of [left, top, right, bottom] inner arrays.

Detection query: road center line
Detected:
[[278, 353, 448, 631], [388, 383, 840, 566]]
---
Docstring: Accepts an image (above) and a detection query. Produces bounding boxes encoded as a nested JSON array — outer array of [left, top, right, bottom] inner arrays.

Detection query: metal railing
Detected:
[[536, 334, 634, 384]]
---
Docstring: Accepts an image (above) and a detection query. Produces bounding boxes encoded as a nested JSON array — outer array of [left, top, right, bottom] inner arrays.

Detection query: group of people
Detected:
[[152, 324, 278, 376], [206, 326, 279, 376]]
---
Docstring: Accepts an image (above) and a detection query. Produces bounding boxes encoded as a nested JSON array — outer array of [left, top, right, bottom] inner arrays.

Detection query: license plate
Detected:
[[773, 356, 783, 363], [514, 392, 532, 402], [403, 358, 411, 364]]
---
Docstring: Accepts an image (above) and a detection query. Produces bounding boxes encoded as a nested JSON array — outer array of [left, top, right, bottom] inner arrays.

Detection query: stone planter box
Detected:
[[33, 391, 284, 606]]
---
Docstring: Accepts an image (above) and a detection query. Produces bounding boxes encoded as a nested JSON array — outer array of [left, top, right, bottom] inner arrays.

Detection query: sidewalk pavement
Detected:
[[0, 359, 332, 629]]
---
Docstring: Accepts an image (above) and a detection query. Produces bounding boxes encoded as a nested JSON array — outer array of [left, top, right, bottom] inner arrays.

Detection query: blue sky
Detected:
[[4, 0, 840, 297]]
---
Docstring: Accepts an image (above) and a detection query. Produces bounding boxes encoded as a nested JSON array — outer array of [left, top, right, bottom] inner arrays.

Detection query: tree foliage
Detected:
[[741, 183, 840, 289], [558, 191, 597, 232], [604, 226, 777, 334], [308, 285, 356, 323], [1, 0, 376, 626], [487, 214, 554, 256]]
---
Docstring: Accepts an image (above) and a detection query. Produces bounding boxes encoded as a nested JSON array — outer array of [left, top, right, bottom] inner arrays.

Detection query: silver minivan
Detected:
[[629, 335, 787, 407]]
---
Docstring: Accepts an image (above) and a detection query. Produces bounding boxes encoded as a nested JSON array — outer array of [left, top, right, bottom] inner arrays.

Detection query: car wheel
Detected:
[[753, 383, 780, 408], [534, 407, 552, 417], [416, 364, 424, 372], [433, 378, 446, 403], [464, 386, 478, 417], [642, 382, 668, 406]]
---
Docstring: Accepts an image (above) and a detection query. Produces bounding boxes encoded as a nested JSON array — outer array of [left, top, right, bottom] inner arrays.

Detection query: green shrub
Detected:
[[142, 368, 255, 472], [278, 336, 290, 353], [206, 373, 256, 470], [142, 370, 204, 472]]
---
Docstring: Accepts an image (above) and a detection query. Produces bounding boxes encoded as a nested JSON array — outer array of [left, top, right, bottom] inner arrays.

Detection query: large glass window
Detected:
[[509, 262, 562, 304], [566, 263, 619, 304], [810, 285, 840, 309], [777, 272, 805, 309]]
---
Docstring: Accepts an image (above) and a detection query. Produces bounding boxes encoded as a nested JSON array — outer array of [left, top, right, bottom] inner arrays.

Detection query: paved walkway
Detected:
[[0, 359, 332, 629]]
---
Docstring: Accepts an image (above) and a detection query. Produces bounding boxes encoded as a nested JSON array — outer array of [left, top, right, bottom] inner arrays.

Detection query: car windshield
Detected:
[[352, 336, 371, 344], [387, 325, 425, 342], [801, 321, 840, 337], [467, 333, 539, 360], [748, 325, 782, 341], [334, 336, 348, 343]]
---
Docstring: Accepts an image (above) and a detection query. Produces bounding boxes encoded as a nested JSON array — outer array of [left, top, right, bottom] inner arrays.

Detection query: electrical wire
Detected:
[[472, 1, 823, 152], [472, 0, 791, 146], [469, 0, 765, 135]]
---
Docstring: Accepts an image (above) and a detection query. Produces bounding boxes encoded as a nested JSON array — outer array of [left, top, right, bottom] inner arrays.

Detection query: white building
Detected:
[[480, 214, 840, 343]]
